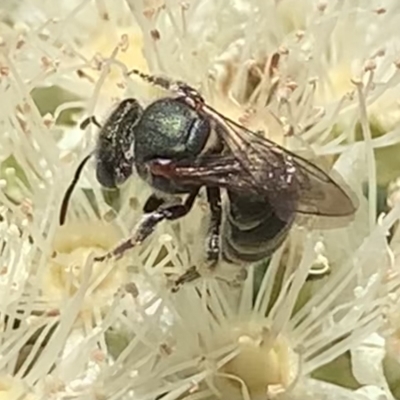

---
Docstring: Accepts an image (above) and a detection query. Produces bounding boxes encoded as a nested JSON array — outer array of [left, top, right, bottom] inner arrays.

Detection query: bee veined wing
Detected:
[[156, 104, 357, 220]]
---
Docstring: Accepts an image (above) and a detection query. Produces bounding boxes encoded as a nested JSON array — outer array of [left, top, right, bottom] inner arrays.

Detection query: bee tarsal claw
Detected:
[[94, 254, 109, 263], [172, 266, 201, 292]]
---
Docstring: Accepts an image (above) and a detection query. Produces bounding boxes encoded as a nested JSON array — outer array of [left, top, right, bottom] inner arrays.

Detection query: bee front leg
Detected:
[[94, 189, 199, 262]]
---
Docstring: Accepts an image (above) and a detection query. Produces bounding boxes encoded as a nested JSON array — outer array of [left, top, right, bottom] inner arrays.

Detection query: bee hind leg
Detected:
[[205, 187, 222, 268]]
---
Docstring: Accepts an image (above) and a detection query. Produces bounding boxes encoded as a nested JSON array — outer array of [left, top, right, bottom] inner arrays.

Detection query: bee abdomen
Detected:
[[221, 191, 294, 263]]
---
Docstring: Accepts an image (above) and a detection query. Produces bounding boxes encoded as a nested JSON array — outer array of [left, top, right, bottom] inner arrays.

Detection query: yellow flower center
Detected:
[[218, 322, 298, 398], [42, 221, 129, 311]]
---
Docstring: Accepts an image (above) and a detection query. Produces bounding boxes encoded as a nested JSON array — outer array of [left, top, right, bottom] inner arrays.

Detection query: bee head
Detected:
[[95, 99, 143, 188]]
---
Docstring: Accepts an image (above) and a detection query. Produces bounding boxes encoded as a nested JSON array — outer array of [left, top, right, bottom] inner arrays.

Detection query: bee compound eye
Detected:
[[96, 162, 117, 189]]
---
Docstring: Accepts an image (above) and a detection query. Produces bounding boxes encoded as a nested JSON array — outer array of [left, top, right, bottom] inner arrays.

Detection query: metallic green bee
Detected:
[[59, 70, 356, 275]]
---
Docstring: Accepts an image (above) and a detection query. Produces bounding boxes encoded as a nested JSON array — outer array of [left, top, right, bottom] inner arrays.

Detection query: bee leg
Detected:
[[205, 187, 222, 268], [94, 189, 199, 262], [127, 69, 203, 103], [127, 69, 175, 91], [171, 188, 221, 292]]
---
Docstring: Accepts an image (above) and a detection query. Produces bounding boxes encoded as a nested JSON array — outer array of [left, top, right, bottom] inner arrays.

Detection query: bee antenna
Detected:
[[59, 153, 92, 226]]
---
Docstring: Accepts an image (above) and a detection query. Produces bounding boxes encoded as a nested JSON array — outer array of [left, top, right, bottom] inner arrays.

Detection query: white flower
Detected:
[[1, 0, 400, 399], [93, 179, 396, 399], [351, 198, 400, 400]]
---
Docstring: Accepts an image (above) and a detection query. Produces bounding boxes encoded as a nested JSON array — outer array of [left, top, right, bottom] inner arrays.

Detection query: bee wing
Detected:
[[165, 104, 357, 220], [165, 154, 257, 192]]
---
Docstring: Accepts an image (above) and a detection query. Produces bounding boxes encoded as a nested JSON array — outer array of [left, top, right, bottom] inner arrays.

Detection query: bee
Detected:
[[59, 70, 357, 284]]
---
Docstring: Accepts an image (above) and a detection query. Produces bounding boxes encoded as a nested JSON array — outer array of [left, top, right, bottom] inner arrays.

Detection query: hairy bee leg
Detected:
[[127, 69, 204, 105], [127, 69, 175, 91], [205, 187, 222, 267], [94, 189, 199, 262]]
